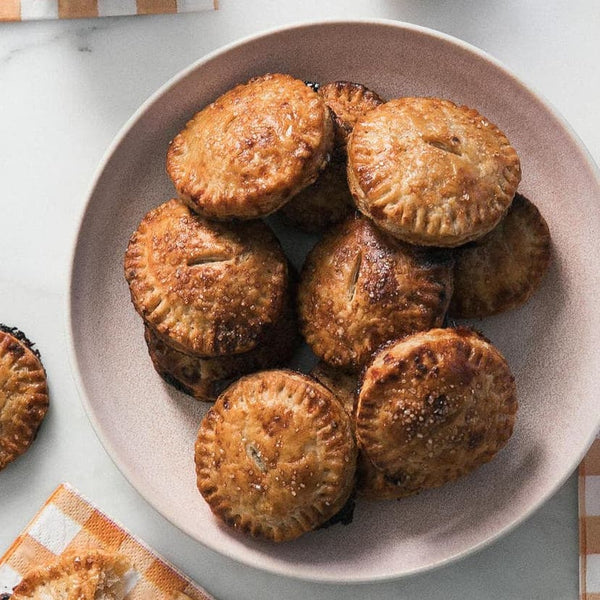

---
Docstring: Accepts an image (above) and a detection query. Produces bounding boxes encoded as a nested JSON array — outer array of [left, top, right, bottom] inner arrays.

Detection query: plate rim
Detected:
[[65, 18, 600, 583]]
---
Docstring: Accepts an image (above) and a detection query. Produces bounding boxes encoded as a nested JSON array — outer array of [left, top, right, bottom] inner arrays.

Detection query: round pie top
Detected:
[[298, 215, 454, 370], [449, 193, 551, 317], [195, 369, 357, 542], [11, 549, 130, 600], [280, 156, 354, 232], [167, 73, 334, 220], [144, 296, 299, 401], [318, 81, 384, 148], [347, 97, 521, 247], [0, 326, 49, 471], [356, 328, 517, 496], [124, 199, 288, 357]]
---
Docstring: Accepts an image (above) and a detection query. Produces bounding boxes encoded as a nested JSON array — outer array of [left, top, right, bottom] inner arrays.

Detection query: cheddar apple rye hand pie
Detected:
[[124, 199, 288, 356], [195, 370, 357, 542], [356, 328, 517, 498], [0, 326, 49, 471], [298, 215, 454, 371], [449, 193, 552, 318], [318, 81, 384, 149], [143, 297, 299, 401], [11, 549, 130, 600], [347, 97, 521, 247], [167, 73, 334, 220]]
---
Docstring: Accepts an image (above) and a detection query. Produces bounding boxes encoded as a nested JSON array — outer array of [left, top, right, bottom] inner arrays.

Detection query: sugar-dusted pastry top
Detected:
[[195, 369, 357, 542], [347, 97, 521, 247], [0, 326, 49, 471], [356, 328, 517, 497], [167, 73, 334, 220], [11, 549, 130, 600], [449, 193, 551, 317], [124, 199, 288, 357], [298, 214, 454, 370]]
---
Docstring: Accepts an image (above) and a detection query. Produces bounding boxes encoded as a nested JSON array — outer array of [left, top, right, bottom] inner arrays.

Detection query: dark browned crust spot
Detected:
[[0, 324, 41, 361]]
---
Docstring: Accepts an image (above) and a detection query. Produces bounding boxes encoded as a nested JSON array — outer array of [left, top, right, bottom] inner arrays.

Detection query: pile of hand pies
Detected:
[[124, 73, 551, 543]]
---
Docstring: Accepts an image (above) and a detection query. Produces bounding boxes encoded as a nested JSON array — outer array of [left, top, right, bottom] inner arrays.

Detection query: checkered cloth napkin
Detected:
[[0, 483, 213, 599], [581, 434, 600, 599], [0, 0, 215, 22]]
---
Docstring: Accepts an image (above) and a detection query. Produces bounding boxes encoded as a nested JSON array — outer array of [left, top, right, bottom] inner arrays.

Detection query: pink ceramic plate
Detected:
[[68, 21, 600, 582]]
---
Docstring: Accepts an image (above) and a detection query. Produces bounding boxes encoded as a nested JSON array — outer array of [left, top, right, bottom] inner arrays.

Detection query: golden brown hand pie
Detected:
[[298, 215, 454, 371], [347, 97, 521, 247], [449, 193, 551, 317], [124, 199, 288, 356], [12, 549, 130, 600], [195, 369, 357, 542], [279, 156, 354, 232], [0, 326, 49, 471], [167, 73, 334, 220], [318, 81, 385, 149], [356, 328, 517, 497], [144, 297, 299, 401]]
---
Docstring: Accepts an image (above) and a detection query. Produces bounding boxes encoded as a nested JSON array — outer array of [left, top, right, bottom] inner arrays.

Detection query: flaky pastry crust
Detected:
[[124, 199, 288, 356], [144, 297, 299, 401], [167, 73, 334, 219], [318, 81, 384, 149], [298, 215, 454, 370], [11, 549, 130, 600], [347, 97, 521, 246], [356, 328, 517, 497], [449, 193, 551, 317], [0, 327, 49, 471], [195, 370, 357, 542]]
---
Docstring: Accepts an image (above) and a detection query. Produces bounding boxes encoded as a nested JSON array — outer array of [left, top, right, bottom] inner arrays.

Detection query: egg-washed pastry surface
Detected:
[[356, 328, 517, 497], [298, 214, 454, 370], [449, 193, 551, 317], [11, 549, 130, 600], [124, 199, 288, 357], [144, 296, 299, 401], [194, 369, 357, 542], [167, 73, 334, 220], [347, 97, 521, 247], [0, 326, 49, 471], [318, 81, 385, 149]]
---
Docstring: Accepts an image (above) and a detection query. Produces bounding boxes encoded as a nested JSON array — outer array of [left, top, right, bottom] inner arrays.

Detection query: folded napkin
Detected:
[[0, 483, 213, 599], [580, 434, 600, 600], [0, 0, 215, 22]]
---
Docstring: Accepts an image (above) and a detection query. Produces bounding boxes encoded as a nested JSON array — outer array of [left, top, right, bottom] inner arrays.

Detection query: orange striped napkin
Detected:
[[580, 434, 600, 600], [0, 0, 215, 22], [0, 483, 213, 599]]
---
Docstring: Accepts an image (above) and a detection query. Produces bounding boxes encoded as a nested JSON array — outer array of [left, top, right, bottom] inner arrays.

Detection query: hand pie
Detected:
[[194, 370, 357, 542], [167, 73, 334, 220], [356, 328, 517, 497], [318, 81, 384, 149], [144, 296, 299, 401], [347, 97, 521, 247], [298, 214, 454, 370], [0, 326, 49, 471], [11, 549, 130, 600], [449, 193, 551, 317], [124, 199, 288, 356]]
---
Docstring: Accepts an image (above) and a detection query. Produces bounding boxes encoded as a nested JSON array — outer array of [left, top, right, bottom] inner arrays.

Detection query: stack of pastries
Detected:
[[124, 73, 551, 542]]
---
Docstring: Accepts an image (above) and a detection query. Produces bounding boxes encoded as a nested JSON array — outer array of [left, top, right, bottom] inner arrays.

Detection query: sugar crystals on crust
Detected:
[[449, 193, 551, 317], [124, 199, 288, 357], [11, 548, 130, 600], [194, 369, 357, 542], [167, 73, 334, 220], [355, 328, 517, 497], [0, 326, 49, 471], [298, 214, 454, 370], [347, 97, 521, 247]]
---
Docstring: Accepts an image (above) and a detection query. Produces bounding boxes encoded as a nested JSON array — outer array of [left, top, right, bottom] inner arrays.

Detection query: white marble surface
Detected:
[[0, 1, 598, 598]]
